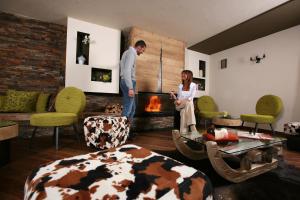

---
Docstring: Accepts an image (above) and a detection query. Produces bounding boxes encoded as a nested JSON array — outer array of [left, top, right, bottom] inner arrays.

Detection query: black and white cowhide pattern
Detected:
[[284, 122, 300, 135], [24, 144, 213, 200], [84, 115, 130, 149]]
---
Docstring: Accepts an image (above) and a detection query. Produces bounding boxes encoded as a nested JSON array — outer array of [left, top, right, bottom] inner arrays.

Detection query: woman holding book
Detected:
[[170, 70, 198, 134]]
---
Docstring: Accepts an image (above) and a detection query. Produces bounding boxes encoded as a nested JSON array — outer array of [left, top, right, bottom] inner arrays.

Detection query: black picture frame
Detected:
[[221, 59, 227, 69]]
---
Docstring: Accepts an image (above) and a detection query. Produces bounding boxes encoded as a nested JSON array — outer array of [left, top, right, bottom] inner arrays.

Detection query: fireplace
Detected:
[[135, 92, 174, 117]]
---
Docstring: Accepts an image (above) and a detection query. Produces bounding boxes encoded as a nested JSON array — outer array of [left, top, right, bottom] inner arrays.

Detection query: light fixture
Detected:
[[250, 54, 266, 63]]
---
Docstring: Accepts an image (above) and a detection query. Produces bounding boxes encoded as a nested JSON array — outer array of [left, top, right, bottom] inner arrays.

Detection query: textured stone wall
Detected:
[[85, 93, 122, 112], [0, 12, 66, 93]]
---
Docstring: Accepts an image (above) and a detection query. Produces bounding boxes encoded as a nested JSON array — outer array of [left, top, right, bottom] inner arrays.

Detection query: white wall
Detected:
[[210, 25, 300, 131], [185, 49, 210, 97], [65, 17, 121, 93]]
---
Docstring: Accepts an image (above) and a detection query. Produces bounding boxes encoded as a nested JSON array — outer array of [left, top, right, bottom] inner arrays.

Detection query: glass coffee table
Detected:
[[172, 129, 286, 183]]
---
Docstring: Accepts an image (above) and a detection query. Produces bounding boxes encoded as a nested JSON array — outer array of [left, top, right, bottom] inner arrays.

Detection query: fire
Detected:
[[145, 96, 161, 112]]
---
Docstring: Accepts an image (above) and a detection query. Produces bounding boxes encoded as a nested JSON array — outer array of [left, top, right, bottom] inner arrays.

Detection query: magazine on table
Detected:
[[237, 130, 273, 140]]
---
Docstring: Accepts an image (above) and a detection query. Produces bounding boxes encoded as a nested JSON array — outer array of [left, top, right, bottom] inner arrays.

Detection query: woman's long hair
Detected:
[[181, 70, 193, 91]]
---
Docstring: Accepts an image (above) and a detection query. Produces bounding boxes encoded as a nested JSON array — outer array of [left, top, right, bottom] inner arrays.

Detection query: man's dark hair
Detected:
[[134, 40, 146, 48]]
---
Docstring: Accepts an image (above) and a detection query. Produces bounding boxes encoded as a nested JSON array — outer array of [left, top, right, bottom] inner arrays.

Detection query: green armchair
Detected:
[[30, 87, 86, 149], [196, 96, 225, 128], [240, 95, 283, 134]]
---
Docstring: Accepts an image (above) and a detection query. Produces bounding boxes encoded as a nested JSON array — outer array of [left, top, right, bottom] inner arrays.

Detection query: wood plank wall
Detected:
[[129, 27, 185, 93]]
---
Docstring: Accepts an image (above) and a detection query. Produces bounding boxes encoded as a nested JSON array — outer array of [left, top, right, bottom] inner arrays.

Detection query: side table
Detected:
[[0, 121, 18, 166]]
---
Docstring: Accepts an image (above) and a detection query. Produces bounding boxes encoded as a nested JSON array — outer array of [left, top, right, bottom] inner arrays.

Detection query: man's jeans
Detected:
[[120, 79, 136, 122]]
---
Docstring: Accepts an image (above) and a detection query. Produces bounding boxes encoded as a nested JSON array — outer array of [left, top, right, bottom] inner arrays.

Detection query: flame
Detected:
[[145, 96, 161, 112]]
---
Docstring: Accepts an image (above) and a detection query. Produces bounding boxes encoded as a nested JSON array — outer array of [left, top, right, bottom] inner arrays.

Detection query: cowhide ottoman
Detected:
[[84, 115, 129, 150], [284, 122, 300, 151], [24, 144, 213, 200], [284, 122, 300, 135]]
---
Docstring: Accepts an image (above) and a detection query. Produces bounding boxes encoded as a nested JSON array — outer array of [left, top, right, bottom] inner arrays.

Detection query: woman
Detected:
[[170, 70, 197, 134]]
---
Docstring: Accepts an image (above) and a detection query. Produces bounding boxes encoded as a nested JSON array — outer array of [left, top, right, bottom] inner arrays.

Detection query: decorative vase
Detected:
[[78, 55, 86, 65]]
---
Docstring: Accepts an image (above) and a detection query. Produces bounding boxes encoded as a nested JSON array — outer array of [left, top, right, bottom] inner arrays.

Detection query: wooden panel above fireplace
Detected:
[[128, 27, 185, 93]]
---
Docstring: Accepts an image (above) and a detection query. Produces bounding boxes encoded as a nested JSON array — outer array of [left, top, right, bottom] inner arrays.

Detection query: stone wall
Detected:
[[0, 12, 66, 93]]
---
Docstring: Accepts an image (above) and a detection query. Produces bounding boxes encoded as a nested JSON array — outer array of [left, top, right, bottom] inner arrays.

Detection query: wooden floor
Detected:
[[0, 130, 299, 199]]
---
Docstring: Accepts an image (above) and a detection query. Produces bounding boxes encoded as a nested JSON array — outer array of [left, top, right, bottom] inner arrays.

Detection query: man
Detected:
[[120, 40, 146, 138]]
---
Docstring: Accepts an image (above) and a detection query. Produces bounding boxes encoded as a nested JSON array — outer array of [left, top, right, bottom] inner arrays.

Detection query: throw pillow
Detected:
[[36, 93, 51, 113], [0, 95, 6, 111], [2, 90, 39, 112]]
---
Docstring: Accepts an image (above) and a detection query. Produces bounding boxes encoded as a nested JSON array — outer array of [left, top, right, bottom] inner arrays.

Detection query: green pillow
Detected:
[[36, 93, 51, 113], [0, 95, 6, 110], [2, 90, 39, 112]]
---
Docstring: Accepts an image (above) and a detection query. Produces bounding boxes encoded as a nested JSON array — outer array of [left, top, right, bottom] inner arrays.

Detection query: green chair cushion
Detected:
[[199, 111, 225, 119], [36, 93, 51, 113], [2, 90, 39, 112], [240, 114, 275, 124], [30, 113, 77, 127], [197, 96, 218, 112], [256, 95, 283, 117], [55, 87, 86, 114]]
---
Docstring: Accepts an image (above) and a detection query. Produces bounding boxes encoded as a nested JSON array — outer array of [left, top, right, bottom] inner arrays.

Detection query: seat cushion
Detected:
[[200, 111, 224, 119], [30, 113, 77, 126], [24, 144, 213, 200], [35, 93, 51, 113], [0, 95, 6, 110], [240, 114, 275, 124]]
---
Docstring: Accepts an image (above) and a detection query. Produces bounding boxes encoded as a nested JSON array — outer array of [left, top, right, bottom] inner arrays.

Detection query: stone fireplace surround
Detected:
[[84, 92, 175, 132]]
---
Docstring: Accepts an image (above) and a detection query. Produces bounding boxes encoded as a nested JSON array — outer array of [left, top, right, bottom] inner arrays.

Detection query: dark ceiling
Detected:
[[189, 0, 300, 55]]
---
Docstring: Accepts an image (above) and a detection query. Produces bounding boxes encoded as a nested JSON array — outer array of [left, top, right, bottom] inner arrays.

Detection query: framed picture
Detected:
[[221, 59, 227, 69]]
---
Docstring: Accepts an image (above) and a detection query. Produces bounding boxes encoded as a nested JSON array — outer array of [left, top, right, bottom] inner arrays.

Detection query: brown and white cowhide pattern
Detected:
[[83, 115, 130, 150], [105, 103, 123, 115], [24, 144, 213, 200]]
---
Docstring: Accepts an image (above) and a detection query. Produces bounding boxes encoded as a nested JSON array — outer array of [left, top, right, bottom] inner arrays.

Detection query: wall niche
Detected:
[[91, 68, 112, 82], [76, 31, 90, 65]]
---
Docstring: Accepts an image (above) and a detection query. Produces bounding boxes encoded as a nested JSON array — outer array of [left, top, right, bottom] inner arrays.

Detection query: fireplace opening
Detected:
[[145, 96, 161, 112], [136, 92, 174, 117]]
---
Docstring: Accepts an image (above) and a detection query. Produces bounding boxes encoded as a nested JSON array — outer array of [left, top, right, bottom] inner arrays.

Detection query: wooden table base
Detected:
[[172, 129, 281, 183], [206, 141, 278, 183], [172, 130, 207, 160], [0, 123, 18, 167]]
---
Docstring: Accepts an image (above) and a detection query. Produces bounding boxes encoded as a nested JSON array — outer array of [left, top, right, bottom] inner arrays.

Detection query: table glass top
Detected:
[[180, 130, 286, 155]]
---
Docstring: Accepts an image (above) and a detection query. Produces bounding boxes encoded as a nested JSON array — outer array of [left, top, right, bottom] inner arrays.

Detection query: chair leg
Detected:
[[52, 127, 56, 144], [55, 126, 59, 150], [270, 124, 274, 135], [204, 119, 207, 129], [254, 123, 258, 134], [241, 121, 244, 127], [29, 127, 38, 148], [73, 124, 80, 143]]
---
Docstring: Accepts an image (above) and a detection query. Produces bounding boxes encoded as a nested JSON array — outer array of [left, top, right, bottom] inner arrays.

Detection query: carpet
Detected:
[[155, 149, 300, 200]]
